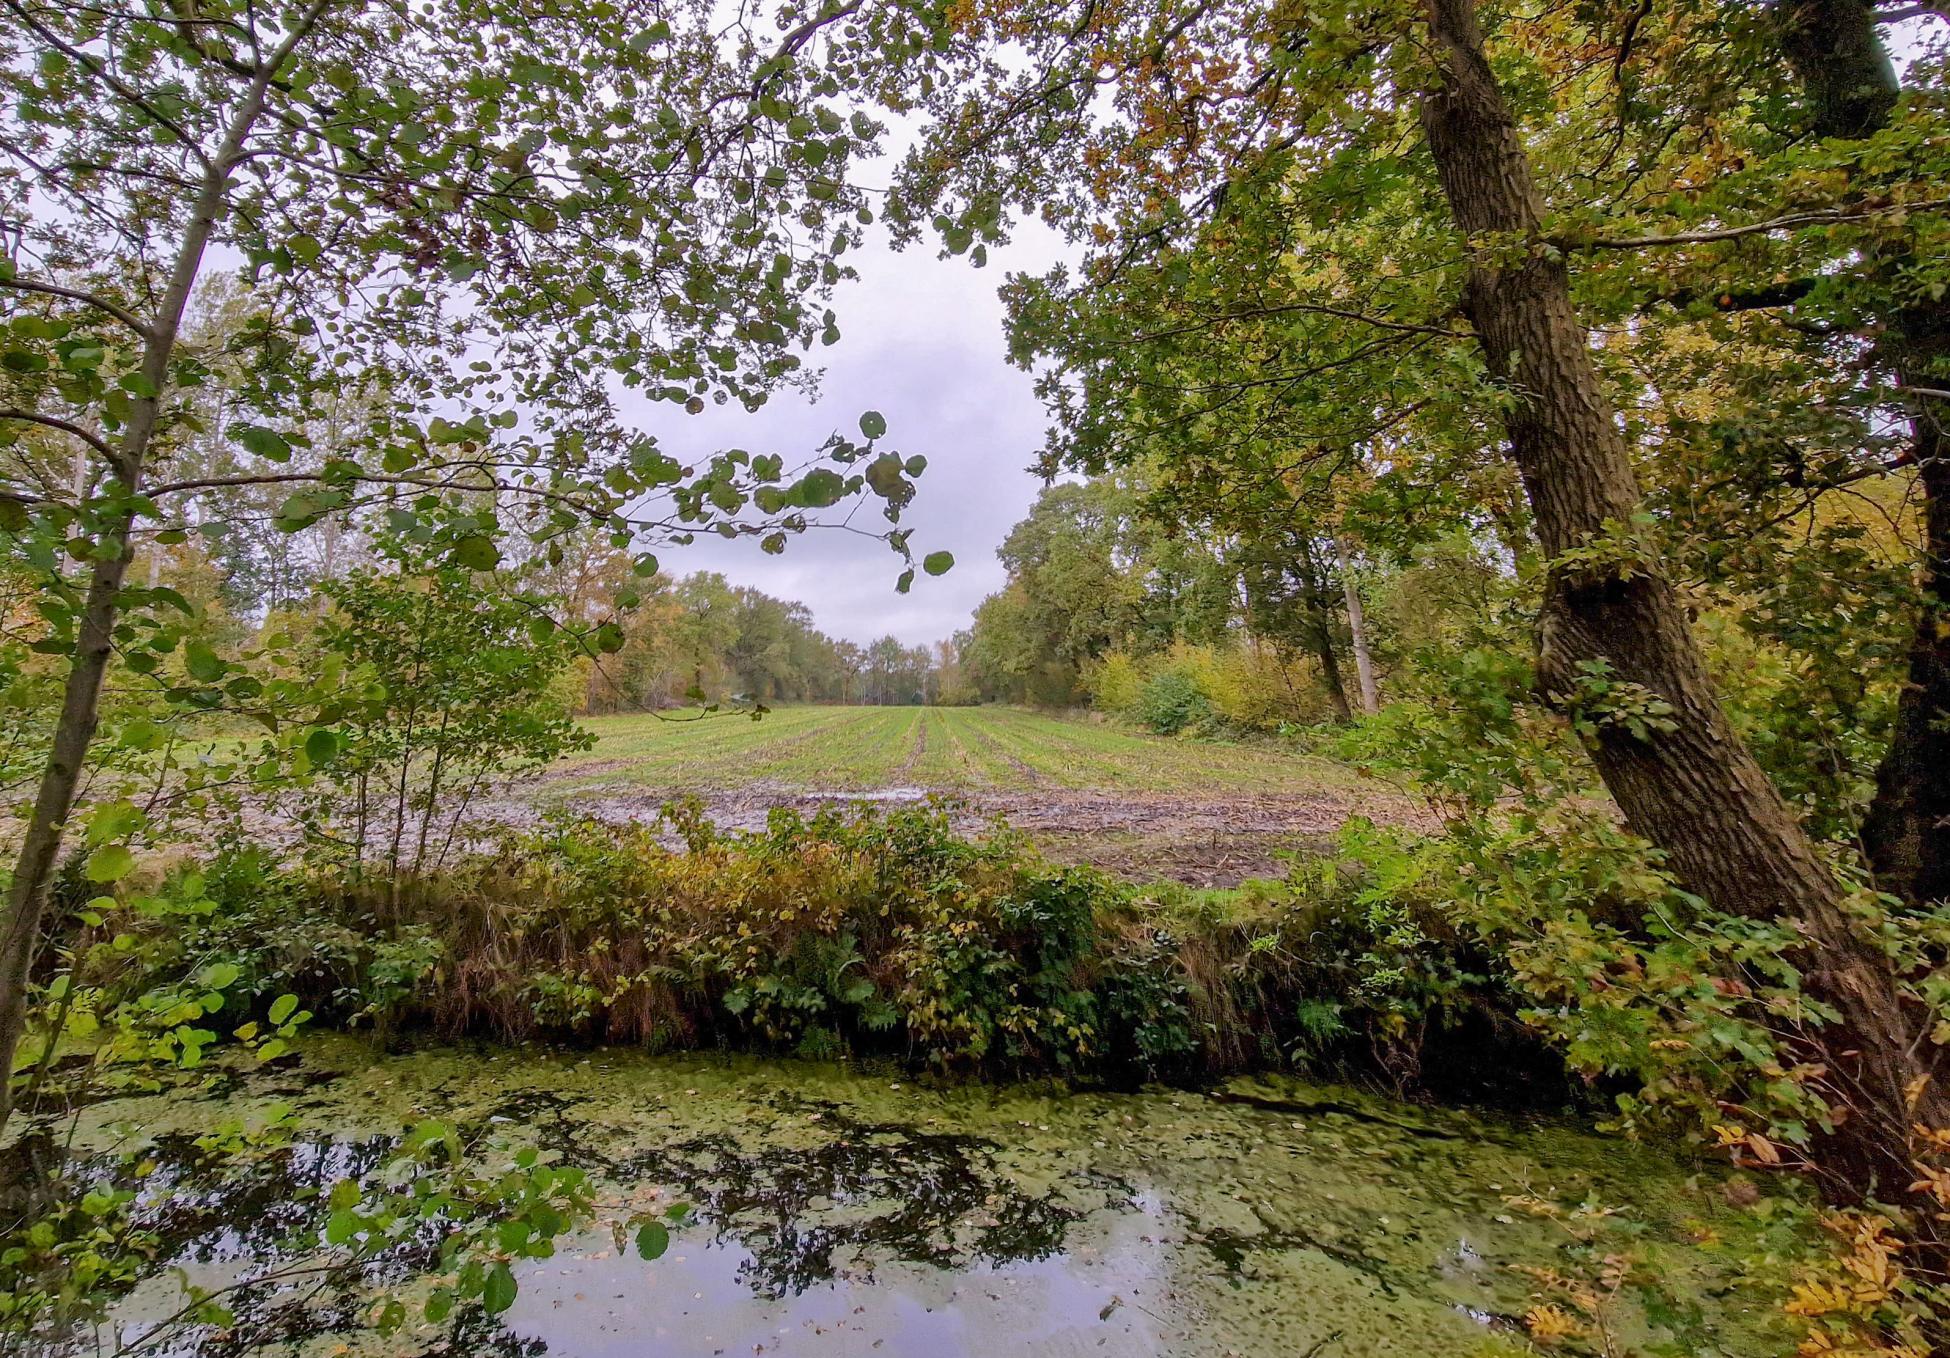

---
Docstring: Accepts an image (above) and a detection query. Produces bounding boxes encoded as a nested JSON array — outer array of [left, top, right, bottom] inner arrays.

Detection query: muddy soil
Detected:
[[483, 772, 1435, 888]]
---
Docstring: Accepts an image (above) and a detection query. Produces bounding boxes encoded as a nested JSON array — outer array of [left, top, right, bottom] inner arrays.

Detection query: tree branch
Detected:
[[0, 408, 119, 463], [1131, 301, 1470, 343], [0, 276, 155, 340], [1874, 4, 1947, 22], [1572, 197, 1950, 251]]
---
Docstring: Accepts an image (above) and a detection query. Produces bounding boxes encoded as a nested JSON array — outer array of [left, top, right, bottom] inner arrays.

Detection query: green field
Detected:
[[524, 706, 1412, 884], [550, 705, 1362, 797]]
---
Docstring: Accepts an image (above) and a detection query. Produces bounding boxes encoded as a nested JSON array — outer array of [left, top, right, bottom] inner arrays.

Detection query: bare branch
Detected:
[[1572, 198, 1950, 250], [1132, 301, 1470, 343], [1874, 4, 1947, 22]]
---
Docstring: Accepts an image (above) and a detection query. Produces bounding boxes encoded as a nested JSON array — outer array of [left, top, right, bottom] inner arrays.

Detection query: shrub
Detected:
[[1086, 651, 1144, 715], [79, 804, 1545, 1090], [1138, 668, 1210, 735]]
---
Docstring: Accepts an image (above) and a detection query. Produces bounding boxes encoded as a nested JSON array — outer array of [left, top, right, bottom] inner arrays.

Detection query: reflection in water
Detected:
[[605, 1109, 1109, 1298], [499, 1207, 1172, 1358], [13, 1040, 1788, 1358]]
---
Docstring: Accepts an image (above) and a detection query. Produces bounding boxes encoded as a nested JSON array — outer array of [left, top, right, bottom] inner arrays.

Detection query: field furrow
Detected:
[[515, 705, 1423, 886]]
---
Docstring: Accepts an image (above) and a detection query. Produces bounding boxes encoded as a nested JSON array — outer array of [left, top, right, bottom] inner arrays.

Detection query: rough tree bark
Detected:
[[1774, 0, 1950, 907], [0, 32, 310, 1134], [1863, 420, 1950, 906], [1418, 0, 1944, 1206]]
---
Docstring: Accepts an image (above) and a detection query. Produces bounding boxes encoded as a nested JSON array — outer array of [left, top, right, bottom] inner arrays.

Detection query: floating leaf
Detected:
[[635, 1220, 670, 1260]]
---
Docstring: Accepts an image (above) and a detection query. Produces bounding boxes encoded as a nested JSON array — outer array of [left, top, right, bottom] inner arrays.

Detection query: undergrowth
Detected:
[[62, 800, 1545, 1094]]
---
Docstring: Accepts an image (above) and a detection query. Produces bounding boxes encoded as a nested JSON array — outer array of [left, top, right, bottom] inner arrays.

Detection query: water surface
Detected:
[[23, 1038, 1791, 1356]]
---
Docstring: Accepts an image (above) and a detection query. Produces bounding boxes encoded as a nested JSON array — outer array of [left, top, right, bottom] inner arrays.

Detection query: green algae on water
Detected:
[[23, 1036, 1800, 1357]]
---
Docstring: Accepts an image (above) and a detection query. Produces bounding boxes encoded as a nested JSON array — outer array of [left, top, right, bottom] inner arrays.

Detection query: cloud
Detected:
[[612, 224, 1067, 647]]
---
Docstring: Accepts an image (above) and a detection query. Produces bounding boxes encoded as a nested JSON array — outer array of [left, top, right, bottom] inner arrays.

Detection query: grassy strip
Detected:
[[907, 709, 992, 789], [991, 708, 1359, 794], [545, 705, 1368, 801], [562, 708, 871, 789]]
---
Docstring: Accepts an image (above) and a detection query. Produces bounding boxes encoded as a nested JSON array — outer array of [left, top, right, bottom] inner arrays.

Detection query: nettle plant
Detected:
[[0, 0, 960, 1127]]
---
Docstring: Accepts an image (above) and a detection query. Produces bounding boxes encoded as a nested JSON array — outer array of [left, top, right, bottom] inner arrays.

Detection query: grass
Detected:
[[551, 706, 1362, 797]]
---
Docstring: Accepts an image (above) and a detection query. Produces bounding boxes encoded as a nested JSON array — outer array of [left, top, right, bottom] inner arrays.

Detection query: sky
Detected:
[[614, 221, 1071, 649]]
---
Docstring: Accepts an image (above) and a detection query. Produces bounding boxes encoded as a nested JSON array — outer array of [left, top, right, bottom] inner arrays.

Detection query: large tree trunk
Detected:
[[1418, 0, 1944, 1209], [1863, 435, 1950, 905], [1774, 0, 1950, 906], [1775, 0, 1898, 139]]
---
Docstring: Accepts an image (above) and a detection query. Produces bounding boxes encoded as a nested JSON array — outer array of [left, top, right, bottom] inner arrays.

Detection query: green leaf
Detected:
[[448, 536, 500, 571], [482, 1262, 518, 1314], [791, 468, 846, 509], [922, 551, 954, 576], [305, 728, 340, 765], [184, 640, 225, 682], [85, 844, 134, 883], [235, 425, 292, 462], [87, 799, 141, 845], [269, 993, 299, 1024], [858, 410, 887, 439], [635, 1221, 670, 1261]]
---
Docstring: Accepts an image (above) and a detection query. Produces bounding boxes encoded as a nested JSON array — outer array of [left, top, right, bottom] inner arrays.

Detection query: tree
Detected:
[[295, 564, 590, 885], [0, 0, 947, 1128], [1766, 1, 1950, 906], [890, 0, 1946, 1211]]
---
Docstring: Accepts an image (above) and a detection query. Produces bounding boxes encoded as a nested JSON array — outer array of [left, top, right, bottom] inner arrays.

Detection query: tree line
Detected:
[[957, 472, 1390, 729]]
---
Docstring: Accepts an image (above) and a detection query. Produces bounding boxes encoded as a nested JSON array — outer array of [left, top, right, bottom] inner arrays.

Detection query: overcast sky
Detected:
[[614, 220, 1070, 649]]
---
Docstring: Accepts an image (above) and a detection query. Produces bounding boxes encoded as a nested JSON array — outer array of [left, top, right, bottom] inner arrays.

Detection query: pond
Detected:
[[16, 1037, 1792, 1357]]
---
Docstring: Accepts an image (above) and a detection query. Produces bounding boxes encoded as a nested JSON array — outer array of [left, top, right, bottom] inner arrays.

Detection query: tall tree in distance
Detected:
[[1766, 0, 1950, 906]]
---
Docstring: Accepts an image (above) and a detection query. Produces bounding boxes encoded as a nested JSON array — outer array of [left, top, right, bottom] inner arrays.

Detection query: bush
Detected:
[[1086, 651, 1144, 715], [1138, 668, 1211, 735], [1101, 643, 1343, 735], [80, 804, 1546, 1090]]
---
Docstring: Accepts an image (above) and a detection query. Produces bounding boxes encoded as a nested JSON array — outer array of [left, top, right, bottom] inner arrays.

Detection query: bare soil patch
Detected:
[[486, 775, 1432, 887]]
